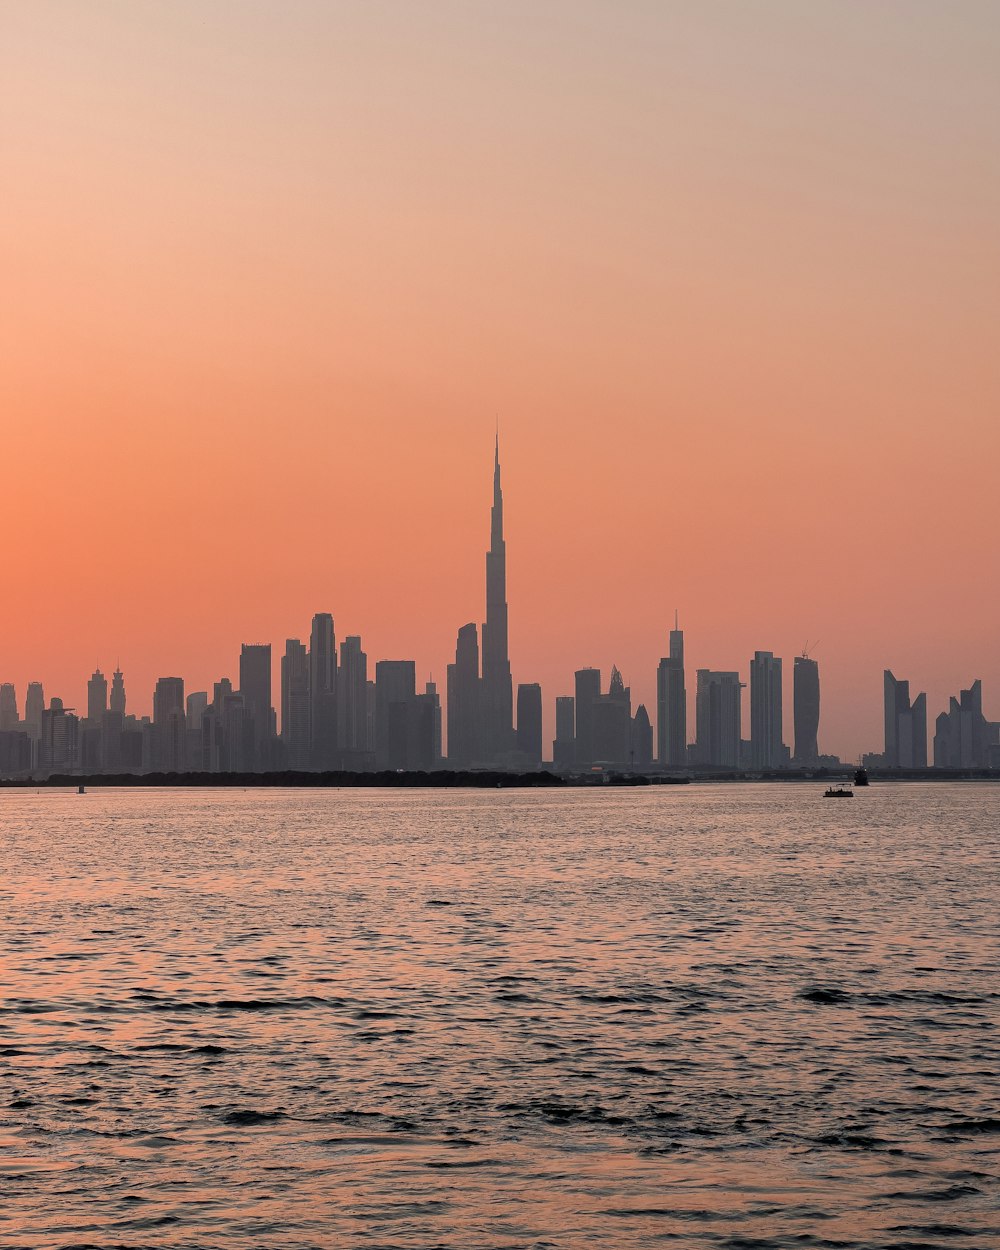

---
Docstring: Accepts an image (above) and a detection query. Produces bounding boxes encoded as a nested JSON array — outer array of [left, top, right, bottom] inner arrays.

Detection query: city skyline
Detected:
[[1, 439, 996, 775], [4, 4, 999, 766]]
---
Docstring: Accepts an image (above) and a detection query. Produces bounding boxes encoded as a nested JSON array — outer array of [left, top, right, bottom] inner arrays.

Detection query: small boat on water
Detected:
[[824, 784, 853, 798], [854, 767, 869, 787], [78, 783, 86, 794]]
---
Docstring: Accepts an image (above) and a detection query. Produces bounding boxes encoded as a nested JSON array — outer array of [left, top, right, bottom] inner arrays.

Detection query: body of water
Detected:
[[1, 783, 998, 1248]]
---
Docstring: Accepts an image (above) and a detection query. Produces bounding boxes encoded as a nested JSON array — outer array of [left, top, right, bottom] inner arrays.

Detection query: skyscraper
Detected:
[[447, 623, 481, 766], [87, 668, 108, 723], [695, 670, 743, 767], [281, 639, 311, 770], [337, 635, 369, 762], [631, 705, 653, 768], [309, 612, 337, 768], [933, 679, 989, 769], [153, 677, 186, 771], [750, 651, 784, 769], [414, 680, 442, 770], [553, 695, 575, 770], [516, 682, 542, 765], [656, 616, 686, 768], [110, 668, 126, 716], [375, 660, 417, 770], [0, 684, 17, 731], [593, 666, 631, 765], [240, 644, 274, 769], [25, 683, 44, 742], [574, 668, 601, 769], [480, 436, 513, 762], [884, 670, 927, 768], [793, 655, 820, 763]]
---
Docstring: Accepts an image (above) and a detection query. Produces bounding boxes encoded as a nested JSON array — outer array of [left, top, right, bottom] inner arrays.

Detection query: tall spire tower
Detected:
[[481, 433, 513, 761]]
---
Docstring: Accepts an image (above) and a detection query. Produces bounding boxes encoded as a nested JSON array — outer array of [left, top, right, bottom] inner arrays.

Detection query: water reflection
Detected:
[[0, 784, 998, 1247]]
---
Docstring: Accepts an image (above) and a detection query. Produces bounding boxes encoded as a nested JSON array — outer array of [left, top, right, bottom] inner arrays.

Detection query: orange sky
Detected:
[[2, 1, 999, 760]]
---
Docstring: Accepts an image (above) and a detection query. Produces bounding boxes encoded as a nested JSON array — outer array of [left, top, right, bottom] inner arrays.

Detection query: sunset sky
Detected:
[[3, 1, 999, 760]]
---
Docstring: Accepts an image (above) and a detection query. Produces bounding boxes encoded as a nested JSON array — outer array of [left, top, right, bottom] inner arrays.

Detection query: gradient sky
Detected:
[[3, 1, 999, 760]]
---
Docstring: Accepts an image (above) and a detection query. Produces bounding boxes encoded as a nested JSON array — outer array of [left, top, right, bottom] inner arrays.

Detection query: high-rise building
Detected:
[[87, 668, 108, 723], [480, 436, 514, 762], [414, 680, 442, 770], [309, 612, 337, 768], [153, 677, 186, 771], [574, 668, 601, 769], [220, 691, 254, 772], [656, 617, 686, 768], [553, 696, 575, 770], [40, 698, 79, 772], [25, 683, 44, 742], [933, 679, 991, 769], [593, 666, 632, 765], [695, 670, 743, 767], [793, 655, 820, 764], [337, 636, 369, 762], [884, 670, 927, 768], [516, 682, 542, 765], [0, 684, 17, 731], [281, 639, 311, 770], [240, 644, 274, 769], [185, 692, 208, 769], [110, 668, 126, 716], [631, 705, 653, 769], [447, 623, 481, 766], [750, 651, 784, 769], [375, 660, 417, 770]]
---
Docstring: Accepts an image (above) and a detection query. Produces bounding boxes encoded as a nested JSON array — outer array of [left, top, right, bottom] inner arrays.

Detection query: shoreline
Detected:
[[2, 768, 999, 789]]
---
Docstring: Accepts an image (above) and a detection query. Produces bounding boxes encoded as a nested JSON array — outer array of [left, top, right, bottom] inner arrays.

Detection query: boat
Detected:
[[854, 767, 869, 787], [78, 783, 86, 794], [824, 784, 853, 798]]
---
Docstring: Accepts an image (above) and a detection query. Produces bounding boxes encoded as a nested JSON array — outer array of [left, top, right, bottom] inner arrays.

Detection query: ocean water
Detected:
[[1, 783, 998, 1249]]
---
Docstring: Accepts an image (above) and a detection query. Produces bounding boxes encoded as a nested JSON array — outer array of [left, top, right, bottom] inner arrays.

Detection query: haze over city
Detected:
[[4, 2, 999, 761]]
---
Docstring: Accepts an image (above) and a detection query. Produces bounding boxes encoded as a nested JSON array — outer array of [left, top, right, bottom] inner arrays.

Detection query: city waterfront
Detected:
[[2, 784, 998, 1248]]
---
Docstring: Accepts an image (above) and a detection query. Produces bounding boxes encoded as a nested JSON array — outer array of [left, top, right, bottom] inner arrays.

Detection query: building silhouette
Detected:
[[574, 668, 601, 769], [240, 644, 274, 769], [553, 695, 575, 770], [153, 677, 186, 771], [593, 666, 632, 766], [695, 670, 743, 767], [281, 639, 310, 770], [40, 697, 79, 772], [447, 623, 481, 766], [309, 612, 337, 769], [87, 668, 108, 724], [884, 670, 927, 768], [750, 651, 784, 769], [516, 682, 542, 765], [110, 668, 126, 716], [375, 660, 417, 770], [793, 655, 820, 764], [0, 683, 18, 731], [481, 436, 514, 762], [413, 680, 442, 770], [631, 704, 653, 768], [25, 683, 44, 744], [933, 679, 994, 769], [656, 617, 686, 768], [337, 635, 370, 765]]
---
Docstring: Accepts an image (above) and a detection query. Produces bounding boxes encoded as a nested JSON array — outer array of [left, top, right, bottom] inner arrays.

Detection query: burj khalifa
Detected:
[[481, 435, 514, 760]]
